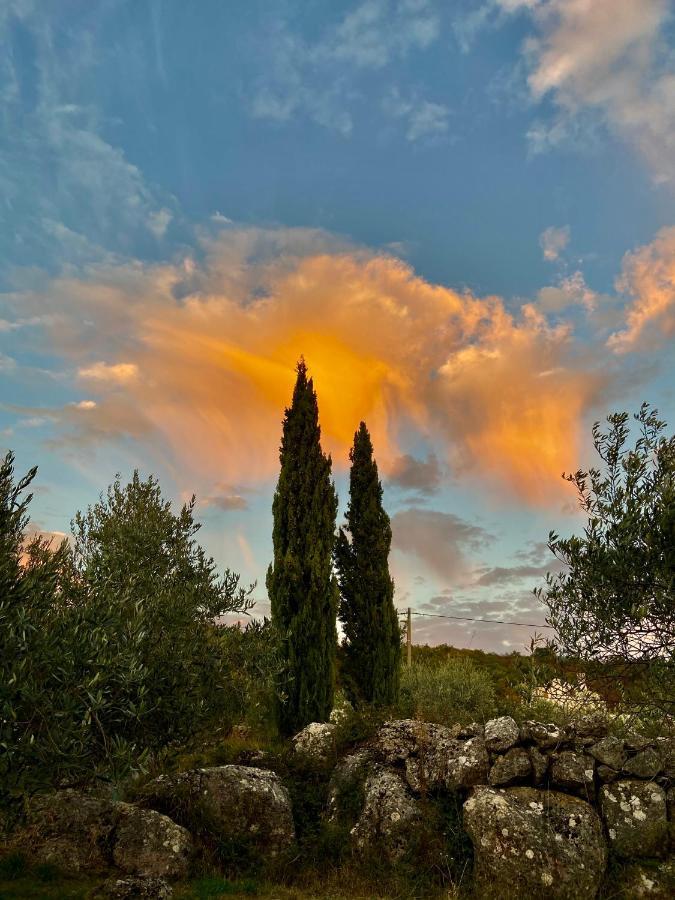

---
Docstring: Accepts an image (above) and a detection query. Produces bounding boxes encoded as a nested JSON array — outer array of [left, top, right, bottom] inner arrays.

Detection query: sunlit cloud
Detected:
[[78, 362, 140, 384], [6, 227, 614, 503], [608, 226, 675, 353]]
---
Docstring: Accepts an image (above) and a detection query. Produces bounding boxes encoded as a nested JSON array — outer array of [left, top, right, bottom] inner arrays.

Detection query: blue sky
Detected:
[[2, 0, 674, 650]]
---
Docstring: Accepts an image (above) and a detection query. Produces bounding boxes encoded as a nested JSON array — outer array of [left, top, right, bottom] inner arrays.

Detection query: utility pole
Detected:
[[406, 607, 412, 668]]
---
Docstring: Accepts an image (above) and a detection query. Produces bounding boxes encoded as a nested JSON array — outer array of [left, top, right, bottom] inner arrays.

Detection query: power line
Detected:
[[400, 608, 554, 629]]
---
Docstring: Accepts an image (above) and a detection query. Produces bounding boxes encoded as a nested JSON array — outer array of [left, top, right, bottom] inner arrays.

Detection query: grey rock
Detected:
[[551, 751, 595, 798], [13, 791, 191, 879], [372, 720, 489, 792], [574, 711, 608, 739], [292, 722, 337, 762], [140, 765, 295, 857], [529, 747, 549, 785], [520, 720, 564, 750], [457, 722, 484, 739], [599, 780, 668, 859], [463, 786, 606, 899], [17, 790, 115, 873], [325, 750, 374, 825], [611, 859, 675, 898], [597, 765, 619, 784], [88, 877, 173, 899], [590, 736, 626, 770], [625, 731, 655, 752], [489, 748, 531, 787], [623, 747, 663, 779], [484, 716, 519, 753], [350, 768, 422, 863], [655, 737, 675, 778], [112, 804, 191, 879]]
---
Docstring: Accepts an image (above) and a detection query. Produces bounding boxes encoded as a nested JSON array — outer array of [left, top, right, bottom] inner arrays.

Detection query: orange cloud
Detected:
[[11, 229, 610, 503], [608, 226, 675, 352]]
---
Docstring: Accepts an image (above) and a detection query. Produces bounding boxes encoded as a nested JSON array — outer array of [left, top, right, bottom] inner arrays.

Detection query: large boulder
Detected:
[[463, 786, 606, 899], [17, 791, 115, 873], [350, 768, 422, 863], [599, 781, 668, 859], [372, 720, 489, 792], [140, 765, 294, 857], [292, 722, 337, 763], [484, 717, 519, 753], [112, 805, 191, 879], [14, 791, 191, 878]]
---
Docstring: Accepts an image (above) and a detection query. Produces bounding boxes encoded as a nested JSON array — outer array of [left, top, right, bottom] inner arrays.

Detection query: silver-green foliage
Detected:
[[398, 656, 497, 726], [0, 456, 253, 800]]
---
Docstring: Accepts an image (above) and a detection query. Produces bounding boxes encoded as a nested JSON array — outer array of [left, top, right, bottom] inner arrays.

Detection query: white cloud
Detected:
[[382, 88, 450, 141], [78, 362, 140, 384], [251, 0, 441, 135], [0, 352, 16, 373], [501, 0, 675, 185], [0, 8, 177, 270], [540, 224, 570, 262], [147, 208, 173, 239]]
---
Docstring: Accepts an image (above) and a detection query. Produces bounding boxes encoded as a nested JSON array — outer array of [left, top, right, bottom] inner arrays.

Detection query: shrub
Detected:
[[0, 458, 254, 801], [398, 657, 496, 726]]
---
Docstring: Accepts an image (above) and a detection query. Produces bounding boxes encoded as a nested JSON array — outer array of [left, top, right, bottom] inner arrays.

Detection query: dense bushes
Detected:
[[0, 456, 256, 801], [398, 656, 496, 726]]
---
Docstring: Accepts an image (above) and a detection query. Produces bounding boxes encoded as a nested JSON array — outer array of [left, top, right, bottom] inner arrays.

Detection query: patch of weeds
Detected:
[[186, 875, 260, 898], [0, 854, 26, 881], [34, 863, 58, 883]]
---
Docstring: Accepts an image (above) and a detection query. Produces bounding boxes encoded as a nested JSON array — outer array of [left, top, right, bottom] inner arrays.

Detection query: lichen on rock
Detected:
[[463, 785, 607, 899]]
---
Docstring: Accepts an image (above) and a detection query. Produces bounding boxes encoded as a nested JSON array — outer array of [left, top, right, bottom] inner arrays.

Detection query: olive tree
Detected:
[[539, 404, 675, 714]]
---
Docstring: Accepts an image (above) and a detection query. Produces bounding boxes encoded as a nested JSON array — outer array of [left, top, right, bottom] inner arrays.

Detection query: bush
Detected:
[[397, 657, 496, 726], [0, 458, 254, 801]]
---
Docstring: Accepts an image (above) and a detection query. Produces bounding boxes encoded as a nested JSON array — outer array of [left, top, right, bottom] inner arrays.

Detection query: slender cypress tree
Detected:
[[335, 422, 401, 706], [267, 359, 339, 735]]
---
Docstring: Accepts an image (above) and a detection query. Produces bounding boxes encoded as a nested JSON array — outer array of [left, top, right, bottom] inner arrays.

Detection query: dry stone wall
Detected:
[[4, 717, 674, 898]]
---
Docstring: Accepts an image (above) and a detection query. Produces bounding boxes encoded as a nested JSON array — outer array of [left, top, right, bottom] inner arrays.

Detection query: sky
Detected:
[[1, 0, 674, 652]]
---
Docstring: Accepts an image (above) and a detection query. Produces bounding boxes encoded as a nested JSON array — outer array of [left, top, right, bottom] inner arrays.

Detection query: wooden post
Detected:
[[406, 607, 412, 668]]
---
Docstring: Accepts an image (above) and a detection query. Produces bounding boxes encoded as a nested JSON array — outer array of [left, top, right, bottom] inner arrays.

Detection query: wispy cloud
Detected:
[[251, 0, 441, 136], [498, 0, 675, 186], [387, 452, 442, 494], [540, 224, 570, 262], [392, 507, 494, 583], [0, 5, 176, 274], [382, 88, 450, 142]]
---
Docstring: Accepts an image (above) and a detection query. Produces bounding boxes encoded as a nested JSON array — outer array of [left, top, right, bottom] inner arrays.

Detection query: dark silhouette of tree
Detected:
[[336, 421, 401, 706], [267, 359, 339, 734]]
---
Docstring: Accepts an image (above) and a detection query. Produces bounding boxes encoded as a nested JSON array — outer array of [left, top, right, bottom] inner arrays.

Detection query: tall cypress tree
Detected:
[[335, 422, 401, 706], [267, 359, 339, 735]]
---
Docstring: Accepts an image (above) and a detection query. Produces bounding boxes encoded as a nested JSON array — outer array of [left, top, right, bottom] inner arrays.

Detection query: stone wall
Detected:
[[308, 715, 675, 898], [4, 715, 674, 898]]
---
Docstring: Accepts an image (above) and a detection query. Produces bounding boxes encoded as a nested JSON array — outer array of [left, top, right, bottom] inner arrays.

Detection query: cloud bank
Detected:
[[5, 226, 616, 504]]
